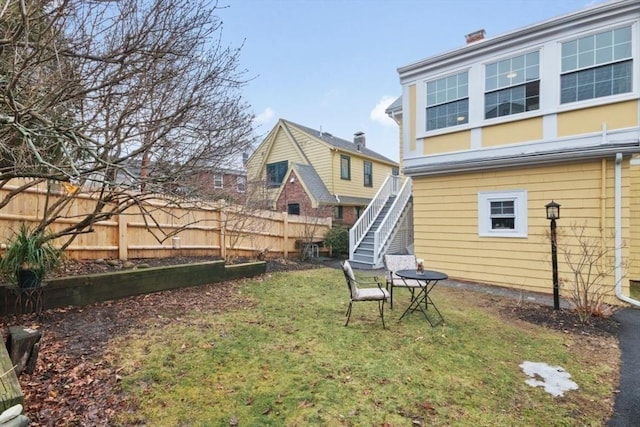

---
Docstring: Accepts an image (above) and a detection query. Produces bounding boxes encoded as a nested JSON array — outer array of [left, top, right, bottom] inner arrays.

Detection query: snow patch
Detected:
[[520, 361, 579, 397]]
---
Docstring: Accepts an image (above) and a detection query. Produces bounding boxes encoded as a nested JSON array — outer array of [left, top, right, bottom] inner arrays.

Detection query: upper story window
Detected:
[[363, 161, 372, 187], [560, 26, 632, 104], [237, 176, 246, 193], [485, 51, 540, 119], [426, 71, 468, 131], [266, 161, 287, 188], [340, 155, 351, 180], [214, 173, 223, 189]]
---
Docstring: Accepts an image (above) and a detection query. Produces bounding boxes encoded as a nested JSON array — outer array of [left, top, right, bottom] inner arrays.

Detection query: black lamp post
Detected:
[[545, 201, 561, 310]]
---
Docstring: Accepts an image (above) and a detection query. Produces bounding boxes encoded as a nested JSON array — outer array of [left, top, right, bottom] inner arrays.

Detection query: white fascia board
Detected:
[[398, 0, 639, 84], [403, 129, 640, 176]]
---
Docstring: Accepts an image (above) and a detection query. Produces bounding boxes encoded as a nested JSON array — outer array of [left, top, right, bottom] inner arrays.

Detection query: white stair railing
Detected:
[[373, 177, 412, 267], [349, 174, 399, 261]]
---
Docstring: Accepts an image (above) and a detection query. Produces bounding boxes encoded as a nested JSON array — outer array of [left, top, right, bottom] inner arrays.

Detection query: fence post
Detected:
[[283, 212, 289, 259], [118, 214, 128, 260], [219, 200, 227, 260]]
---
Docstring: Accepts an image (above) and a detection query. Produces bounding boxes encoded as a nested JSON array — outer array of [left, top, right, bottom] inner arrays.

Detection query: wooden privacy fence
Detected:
[[0, 181, 332, 261]]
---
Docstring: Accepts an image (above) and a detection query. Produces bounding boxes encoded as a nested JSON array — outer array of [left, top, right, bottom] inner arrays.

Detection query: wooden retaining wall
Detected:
[[0, 261, 267, 315]]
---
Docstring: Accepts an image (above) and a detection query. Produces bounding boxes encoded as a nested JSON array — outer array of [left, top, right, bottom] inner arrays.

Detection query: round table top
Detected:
[[395, 269, 448, 281]]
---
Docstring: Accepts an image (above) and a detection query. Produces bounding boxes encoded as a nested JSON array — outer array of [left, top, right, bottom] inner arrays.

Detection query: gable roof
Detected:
[[292, 163, 335, 204], [281, 119, 397, 166], [272, 163, 336, 209], [385, 96, 402, 115]]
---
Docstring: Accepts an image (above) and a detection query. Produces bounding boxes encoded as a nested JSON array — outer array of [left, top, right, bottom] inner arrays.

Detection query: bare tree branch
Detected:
[[0, 0, 256, 245]]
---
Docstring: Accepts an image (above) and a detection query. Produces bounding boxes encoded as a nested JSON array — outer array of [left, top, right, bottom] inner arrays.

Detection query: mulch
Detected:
[[0, 257, 621, 425]]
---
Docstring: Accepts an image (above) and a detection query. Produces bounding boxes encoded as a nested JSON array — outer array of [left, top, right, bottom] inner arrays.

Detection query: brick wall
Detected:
[[274, 172, 364, 226]]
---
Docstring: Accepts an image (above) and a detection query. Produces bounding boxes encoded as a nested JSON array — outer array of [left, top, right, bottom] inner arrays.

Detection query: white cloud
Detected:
[[254, 107, 276, 124], [370, 96, 398, 127]]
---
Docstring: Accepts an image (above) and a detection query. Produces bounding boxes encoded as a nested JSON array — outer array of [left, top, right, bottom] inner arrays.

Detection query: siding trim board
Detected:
[[397, 1, 638, 83], [404, 141, 640, 177]]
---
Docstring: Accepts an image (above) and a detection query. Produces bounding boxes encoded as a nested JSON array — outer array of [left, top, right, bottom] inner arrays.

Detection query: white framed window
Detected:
[[214, 173, 223, 189], [485, 51, 540, 119], [237, 176, 246, 193], [560, 26, 632, 104], [426, 71, 469, 131], [478, 190, 528, 238]]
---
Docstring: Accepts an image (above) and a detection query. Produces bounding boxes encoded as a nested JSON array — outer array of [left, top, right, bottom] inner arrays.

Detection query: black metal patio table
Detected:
[[395, 269, 447, 326]]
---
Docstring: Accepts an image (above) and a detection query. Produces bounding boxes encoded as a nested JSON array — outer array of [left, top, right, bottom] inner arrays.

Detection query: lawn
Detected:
[[112, 267, 618, 426]]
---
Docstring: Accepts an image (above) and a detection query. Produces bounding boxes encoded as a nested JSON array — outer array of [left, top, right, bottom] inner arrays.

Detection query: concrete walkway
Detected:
[[608, 307, 640, 427]]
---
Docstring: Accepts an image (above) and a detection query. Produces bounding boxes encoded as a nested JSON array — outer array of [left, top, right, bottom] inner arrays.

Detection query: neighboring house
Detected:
[[245, 119, 399, 226], [377, 0, 640, 302], [192, 168, 247, 203]]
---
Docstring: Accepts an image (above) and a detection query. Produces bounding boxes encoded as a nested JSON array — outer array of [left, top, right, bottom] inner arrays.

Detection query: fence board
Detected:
[[0, 179, 332, 261]]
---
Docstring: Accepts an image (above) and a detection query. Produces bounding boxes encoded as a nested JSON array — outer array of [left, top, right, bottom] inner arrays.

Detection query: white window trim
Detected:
[[478, 190, 528, 238], [237, 176, 246, 193], [214, 173, 223, 189]]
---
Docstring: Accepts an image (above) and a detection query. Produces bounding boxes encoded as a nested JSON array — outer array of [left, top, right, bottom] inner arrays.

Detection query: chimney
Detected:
[[465, 29, 485, 44], [354, 131, 365, 151]]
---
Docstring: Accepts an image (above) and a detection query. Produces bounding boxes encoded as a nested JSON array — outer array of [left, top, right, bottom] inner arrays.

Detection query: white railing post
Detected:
[[348, 174, 393, 260], [372, 177, 412, 266]]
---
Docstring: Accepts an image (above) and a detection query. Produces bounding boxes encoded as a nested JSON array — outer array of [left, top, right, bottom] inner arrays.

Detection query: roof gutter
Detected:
[[403, 142, 640, 177]]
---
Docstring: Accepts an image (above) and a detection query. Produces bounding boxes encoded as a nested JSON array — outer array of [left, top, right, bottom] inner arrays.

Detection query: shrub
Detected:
[[324, 225, 348, 258]]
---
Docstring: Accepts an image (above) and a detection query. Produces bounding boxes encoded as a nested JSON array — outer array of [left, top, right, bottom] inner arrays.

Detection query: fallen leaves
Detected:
[[0, 261, 253, 426]]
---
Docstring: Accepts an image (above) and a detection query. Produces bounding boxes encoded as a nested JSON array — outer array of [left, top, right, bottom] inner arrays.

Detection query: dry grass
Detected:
[[110, 268, 619, 426]]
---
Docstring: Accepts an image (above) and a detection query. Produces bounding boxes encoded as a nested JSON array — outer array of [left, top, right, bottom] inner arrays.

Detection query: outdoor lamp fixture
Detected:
[[545, 200, 560, 220], [545, 201, 561, 310]]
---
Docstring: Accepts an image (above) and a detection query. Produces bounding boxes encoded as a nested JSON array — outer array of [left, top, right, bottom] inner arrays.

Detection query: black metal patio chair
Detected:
[[341, 260, 390, 328]]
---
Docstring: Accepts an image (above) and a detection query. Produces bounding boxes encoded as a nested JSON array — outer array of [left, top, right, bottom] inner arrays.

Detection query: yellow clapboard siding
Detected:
[[331, 151, 394, 199], [410, 159, 631, 294], [422, 130, 470, 155], [269, 127, 305, 164], [288, 127, 333, 184], [558, 100, 638, 137], [482, 117, 543, 147], [630, 163, 640, 279]]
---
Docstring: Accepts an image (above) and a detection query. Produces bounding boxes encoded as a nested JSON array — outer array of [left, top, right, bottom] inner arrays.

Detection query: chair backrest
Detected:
[[384, 254, 417, 275], [341, 260, 358, 299]]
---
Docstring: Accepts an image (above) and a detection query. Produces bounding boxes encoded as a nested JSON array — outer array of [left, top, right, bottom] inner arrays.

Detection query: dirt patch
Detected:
[[0, 257, 621, 426], [503, 304, 620, 338]]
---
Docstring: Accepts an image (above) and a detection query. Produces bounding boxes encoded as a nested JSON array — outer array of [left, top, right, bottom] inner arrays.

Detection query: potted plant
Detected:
[[0, 224, 61, 289]]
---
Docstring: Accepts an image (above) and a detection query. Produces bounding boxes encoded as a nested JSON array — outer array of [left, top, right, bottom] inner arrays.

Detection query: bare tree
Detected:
[[0, 0, 256, 247], [556, 223, 624, 323]]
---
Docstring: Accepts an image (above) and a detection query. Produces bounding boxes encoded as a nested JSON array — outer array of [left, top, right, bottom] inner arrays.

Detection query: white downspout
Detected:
[[614, 153, 640, 306]]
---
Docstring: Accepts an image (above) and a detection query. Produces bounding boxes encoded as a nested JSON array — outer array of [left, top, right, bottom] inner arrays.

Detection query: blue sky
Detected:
[[218, 0, 603, 162]]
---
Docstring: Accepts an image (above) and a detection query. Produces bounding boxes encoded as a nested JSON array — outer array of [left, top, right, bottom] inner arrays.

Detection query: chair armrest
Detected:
[[354, 273, 384, 289]]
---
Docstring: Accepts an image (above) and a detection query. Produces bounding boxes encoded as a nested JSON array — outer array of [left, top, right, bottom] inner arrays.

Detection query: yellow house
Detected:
[[245, 119, 398, 226], [388, 0, 640, 304]]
